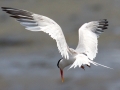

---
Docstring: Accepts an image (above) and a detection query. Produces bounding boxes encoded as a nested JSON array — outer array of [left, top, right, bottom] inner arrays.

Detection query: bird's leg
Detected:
[[87, 65, 91, 68], [81, 66, 85, 70]]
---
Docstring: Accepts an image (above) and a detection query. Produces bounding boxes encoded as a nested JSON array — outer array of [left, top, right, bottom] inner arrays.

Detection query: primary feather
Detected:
[[76, 19, 108, 60], [69, 19, 110, 69], [1, 7, 70, 59]]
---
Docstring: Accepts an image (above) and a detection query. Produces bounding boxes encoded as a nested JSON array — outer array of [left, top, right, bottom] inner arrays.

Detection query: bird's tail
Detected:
[[89, 60, 113, 69], [69, 54, 112, 69]]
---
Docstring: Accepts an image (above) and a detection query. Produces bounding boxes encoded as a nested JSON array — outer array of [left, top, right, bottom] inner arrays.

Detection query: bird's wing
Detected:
[[1, 7, 69, 59], [76, 19, 108, 60]]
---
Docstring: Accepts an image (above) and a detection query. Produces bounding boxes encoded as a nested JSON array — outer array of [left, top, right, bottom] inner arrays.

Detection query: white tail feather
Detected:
[[69, 54, 90, 69], [89, 60, 113, 69], [69, 54, 113, 69]]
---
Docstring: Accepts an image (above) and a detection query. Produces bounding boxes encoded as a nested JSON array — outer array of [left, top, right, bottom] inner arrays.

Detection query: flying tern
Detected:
[[1, 7, 112, 82]]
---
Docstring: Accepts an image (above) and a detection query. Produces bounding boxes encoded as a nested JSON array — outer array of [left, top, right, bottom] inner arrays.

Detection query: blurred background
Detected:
[[0, 0, 120, 90]]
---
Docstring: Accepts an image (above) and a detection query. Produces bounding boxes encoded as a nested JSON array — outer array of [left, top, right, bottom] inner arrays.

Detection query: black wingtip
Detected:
[[1, 7, 33, 19], [99, 19, 108, 23], [1, 7, 6, 11], [1, 7, 16, 12], [1, 7, 6, 8], [102, 27, 108, 29], [95, 19, 108, 34], [1, 7, 5, 9], [98, 19, 108, 30], [1, 7, 14, 10], [1, 7, 11, 11]]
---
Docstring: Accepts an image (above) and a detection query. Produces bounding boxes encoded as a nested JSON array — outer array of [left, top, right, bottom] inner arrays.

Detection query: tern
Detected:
[[1, 7, 112, 82]]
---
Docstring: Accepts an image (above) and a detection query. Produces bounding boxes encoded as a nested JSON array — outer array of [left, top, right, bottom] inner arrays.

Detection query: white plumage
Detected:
[[1, 7, 112, 70]]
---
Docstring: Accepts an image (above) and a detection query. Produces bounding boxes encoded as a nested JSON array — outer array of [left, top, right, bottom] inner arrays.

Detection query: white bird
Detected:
[[1, 7, 112, 82]]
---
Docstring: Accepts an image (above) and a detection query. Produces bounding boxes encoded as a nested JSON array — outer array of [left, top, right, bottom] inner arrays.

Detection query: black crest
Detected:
[[57, 58, 62, 68]]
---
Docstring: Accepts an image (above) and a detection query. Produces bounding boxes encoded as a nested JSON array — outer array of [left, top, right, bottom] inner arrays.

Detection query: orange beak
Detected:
[[60, 69, 64, 82]]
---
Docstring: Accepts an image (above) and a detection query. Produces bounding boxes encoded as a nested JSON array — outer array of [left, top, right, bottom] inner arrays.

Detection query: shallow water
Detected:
[[0, 0, 120, 90]]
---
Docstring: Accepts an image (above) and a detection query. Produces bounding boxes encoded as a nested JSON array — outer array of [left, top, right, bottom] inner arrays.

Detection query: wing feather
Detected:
[[1, 7, 69, 59], [76, 19, 108, 60]]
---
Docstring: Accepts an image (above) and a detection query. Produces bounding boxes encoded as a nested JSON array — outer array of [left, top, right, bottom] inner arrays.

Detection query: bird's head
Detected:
[[57, 58, 65, 82]]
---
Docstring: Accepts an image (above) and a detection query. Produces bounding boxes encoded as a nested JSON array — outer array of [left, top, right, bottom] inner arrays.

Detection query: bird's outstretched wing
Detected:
[[76, 19, 108, 60], [1, 7, 69, 59]]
